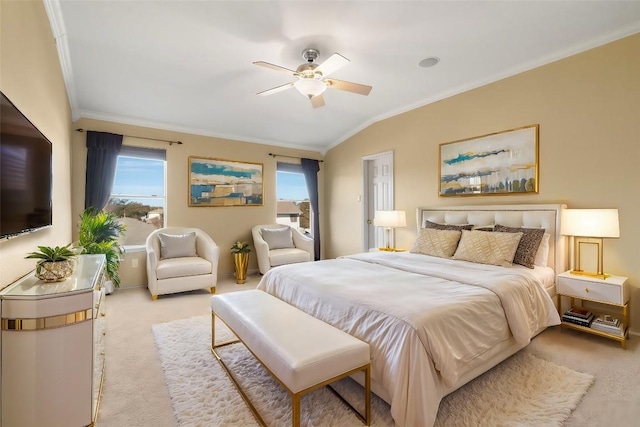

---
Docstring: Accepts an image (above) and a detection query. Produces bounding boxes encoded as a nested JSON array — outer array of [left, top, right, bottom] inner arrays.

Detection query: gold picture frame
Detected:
[[188, 156, 263, 207], [439, 124, 539, 197]]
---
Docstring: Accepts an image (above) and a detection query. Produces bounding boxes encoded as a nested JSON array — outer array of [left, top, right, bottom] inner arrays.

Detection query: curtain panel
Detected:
[[84, 131, 123, 211], [301, 158, 320, 260]]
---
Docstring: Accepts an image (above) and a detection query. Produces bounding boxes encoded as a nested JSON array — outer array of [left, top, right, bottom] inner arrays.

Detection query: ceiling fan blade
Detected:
[[256, 82, 294, 96], [315, 53, 349, 77], [310, 93, 325, 108], [253, 61, 297, 75], [325, 78, 372, 96]]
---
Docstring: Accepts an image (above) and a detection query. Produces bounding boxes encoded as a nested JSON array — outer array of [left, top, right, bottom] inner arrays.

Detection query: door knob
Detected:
[[367, 219, 372, 224]]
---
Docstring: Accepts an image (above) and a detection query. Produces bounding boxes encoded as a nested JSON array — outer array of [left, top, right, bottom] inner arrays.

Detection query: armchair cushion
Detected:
[[156, 256, 212, 280], [261, 227, 294, 250], [269, 248, 312, 268], [158, 232, 197, 259]]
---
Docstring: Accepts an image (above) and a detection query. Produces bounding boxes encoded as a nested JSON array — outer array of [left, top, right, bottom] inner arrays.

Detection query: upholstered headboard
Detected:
[[416, 204, 567, 274]]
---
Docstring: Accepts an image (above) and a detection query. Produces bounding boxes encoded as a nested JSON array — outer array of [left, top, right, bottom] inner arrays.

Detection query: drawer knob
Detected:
[[585, 288, 589, 293]]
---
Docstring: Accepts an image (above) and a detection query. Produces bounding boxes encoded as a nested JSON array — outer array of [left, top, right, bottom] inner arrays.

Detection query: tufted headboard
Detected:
[[416, 204, 567, 275]]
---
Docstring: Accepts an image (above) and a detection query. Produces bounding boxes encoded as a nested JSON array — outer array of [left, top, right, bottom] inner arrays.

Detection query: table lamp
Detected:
[[560, 208, 619, 279], [373, 210, 406, 251]]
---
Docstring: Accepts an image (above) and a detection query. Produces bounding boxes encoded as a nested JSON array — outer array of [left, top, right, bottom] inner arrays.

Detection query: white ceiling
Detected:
[[46, 1, 640, 152]]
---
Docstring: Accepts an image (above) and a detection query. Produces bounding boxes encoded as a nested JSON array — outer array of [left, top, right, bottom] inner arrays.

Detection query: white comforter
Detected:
[[256, 252, 560, 427]]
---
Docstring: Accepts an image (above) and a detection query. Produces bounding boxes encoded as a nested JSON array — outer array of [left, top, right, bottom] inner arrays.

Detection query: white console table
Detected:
[[0, 254, 106, 427]]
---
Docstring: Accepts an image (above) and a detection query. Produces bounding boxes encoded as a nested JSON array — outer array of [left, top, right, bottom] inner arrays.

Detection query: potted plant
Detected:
[[230, 241, 251, 284], [77, 207, 126, 290], [26, 244, 77, 282]]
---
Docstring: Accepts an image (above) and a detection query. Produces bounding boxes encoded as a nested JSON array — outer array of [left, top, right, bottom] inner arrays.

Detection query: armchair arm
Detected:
[[197, 233, 219, 281], [145, 240, 159, 294], [252, 226, 272, 274], [292, 228, 314, 259]]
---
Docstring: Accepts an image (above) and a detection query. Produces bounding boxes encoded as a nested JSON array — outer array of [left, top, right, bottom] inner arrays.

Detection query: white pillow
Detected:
[[453, 230, 523, 267], [534, 233, 551, 267], [158, 232, 197, 260], [261, 227, 294, 250], [411, 228, 462, 258]]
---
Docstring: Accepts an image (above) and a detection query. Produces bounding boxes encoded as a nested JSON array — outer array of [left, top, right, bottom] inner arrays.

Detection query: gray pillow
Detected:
[[261, 227, 294, 250], [158, 232, 197, 260], [494, 225, 545, 269]]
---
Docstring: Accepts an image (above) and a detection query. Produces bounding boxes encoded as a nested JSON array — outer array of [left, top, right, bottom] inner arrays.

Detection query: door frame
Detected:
[[361, 150, 394, 251]]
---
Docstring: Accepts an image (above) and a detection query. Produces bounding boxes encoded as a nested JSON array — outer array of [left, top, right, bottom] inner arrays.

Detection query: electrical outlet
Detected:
[[132, 258, 138, 268]]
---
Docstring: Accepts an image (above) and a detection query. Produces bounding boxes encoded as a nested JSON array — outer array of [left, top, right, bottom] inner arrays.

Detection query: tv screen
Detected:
[[1, 92, 53, 239]]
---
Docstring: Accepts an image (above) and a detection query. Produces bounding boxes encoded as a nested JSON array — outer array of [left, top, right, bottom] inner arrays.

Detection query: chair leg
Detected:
[[151, 295, 158, 301]]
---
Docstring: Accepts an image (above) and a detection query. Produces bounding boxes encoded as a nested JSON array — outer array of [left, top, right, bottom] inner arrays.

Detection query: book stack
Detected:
[[562, 307, 594, 327], [591, 315, 624, 336]]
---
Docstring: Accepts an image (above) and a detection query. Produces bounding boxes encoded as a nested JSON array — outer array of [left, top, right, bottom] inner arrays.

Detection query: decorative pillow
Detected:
[[473, 224, 495, 231], [453, 230, 523, 267], [261, 227, 294, 250], [158, 232, 197, 260], [411, 228, 462, 258], [424, 220, 473, 231], [494, 225, 546, 269], [534, 233, 551, 267]]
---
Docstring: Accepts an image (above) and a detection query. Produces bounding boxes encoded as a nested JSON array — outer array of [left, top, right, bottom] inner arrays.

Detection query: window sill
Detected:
[[121, 245, 146, 253]]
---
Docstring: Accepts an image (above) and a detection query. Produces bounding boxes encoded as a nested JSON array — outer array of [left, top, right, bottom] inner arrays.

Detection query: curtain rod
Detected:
[[268, 153, 323, 162], [75, 128, 183, 145]]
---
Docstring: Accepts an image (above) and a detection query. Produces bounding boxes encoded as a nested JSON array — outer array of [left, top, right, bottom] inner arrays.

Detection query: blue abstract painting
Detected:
[[189, 157, 263, 206], [439, 125, 539, 196]]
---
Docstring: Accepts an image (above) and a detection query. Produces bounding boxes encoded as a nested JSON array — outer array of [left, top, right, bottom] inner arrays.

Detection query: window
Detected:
[[106, 146, 166, 246], [276, 162, 312, 234]]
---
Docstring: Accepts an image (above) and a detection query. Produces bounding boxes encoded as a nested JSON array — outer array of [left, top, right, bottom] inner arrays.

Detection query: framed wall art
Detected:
[[189, 156, 263, 207], [439, 124, 539, 197]]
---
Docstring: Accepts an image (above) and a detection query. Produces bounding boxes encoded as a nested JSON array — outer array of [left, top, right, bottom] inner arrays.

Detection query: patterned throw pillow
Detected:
[[494, 225, 546, 269], [424, 220, 473, 231], [411, 228, 462, 258], [453, 230, 523, 267]]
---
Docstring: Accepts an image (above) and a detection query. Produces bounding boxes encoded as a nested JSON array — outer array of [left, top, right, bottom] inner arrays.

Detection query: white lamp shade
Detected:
[[373, 210, 407, 228], [560, 209, 620, 238]]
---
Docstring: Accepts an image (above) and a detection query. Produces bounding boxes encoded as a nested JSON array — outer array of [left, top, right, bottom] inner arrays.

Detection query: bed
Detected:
[[256, 204, 567, 426]]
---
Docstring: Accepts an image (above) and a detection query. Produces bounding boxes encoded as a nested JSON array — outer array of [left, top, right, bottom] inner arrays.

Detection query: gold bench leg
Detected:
[[292, 393, 301, 427], [365, 364, 371, 426]]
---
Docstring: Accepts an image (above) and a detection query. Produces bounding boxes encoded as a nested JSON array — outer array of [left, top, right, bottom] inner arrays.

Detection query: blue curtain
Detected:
[[85, 131, 123, 210], [300, 158, 320, 260]]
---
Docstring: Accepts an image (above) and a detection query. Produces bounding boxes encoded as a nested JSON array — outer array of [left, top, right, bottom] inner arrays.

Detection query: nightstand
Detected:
[[556, 271, 629, 348]]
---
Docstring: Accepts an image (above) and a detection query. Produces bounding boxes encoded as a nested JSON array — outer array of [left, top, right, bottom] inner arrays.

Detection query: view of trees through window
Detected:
[[107, 151, 166, 246]]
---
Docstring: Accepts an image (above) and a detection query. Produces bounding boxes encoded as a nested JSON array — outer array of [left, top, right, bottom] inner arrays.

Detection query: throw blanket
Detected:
[[257, 252, 560, 427]]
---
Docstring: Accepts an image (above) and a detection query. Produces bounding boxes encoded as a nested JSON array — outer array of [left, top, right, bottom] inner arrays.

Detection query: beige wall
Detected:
[[325, 34, 640, 333], [0, 1, 74, 288], [70, 118, 324, 278]]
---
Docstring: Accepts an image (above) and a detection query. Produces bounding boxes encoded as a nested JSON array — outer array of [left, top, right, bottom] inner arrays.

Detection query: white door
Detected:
[[362, 151, 394, 251]]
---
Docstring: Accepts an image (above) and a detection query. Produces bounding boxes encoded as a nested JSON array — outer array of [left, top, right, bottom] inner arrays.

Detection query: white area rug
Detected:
[[152, 316, 594, 427]]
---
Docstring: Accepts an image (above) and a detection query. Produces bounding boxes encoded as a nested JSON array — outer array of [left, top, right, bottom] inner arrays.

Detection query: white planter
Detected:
[[104, 280, 115, 295]]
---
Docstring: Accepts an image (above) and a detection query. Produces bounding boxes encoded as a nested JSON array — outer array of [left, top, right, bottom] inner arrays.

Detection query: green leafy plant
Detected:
[[25, 244, 76, 263], [230, 241, 251, 254], [77, 208, 126, 287]]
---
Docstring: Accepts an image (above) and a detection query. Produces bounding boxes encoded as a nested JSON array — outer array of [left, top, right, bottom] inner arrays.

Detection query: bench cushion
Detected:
[[211, 290, 370, 394]]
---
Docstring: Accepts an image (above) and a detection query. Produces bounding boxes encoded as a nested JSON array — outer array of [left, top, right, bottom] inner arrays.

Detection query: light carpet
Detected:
[[152, 316, 594, 427]]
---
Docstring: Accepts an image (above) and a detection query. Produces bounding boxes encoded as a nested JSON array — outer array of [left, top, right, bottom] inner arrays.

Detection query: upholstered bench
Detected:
[[210, 290, 371, 427]]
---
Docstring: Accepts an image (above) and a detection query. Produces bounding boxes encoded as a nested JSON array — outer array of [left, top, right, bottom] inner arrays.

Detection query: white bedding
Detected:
[[256, 251, 560, 427]]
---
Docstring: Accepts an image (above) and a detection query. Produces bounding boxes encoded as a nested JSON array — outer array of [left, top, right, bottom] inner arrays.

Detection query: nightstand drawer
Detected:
[[557, 274, 627, 305]]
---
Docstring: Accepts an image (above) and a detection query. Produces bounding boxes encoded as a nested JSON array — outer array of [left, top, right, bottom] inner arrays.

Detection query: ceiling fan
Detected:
[[253, 48, 372, 108]]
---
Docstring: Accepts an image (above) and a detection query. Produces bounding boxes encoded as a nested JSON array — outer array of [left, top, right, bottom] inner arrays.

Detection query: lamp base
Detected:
[[569, 269, 610, 280]]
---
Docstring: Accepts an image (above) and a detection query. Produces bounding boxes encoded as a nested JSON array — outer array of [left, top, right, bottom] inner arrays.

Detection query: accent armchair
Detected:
[[146, 227, 219, 300], [252, 224, 314, 274]]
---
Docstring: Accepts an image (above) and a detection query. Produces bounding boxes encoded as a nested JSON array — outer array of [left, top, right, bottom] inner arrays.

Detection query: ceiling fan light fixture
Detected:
[[294, 79, 327, 98]]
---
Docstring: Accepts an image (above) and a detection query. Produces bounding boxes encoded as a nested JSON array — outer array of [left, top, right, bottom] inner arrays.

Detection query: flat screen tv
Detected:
[[1, 92, 53, 239]]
